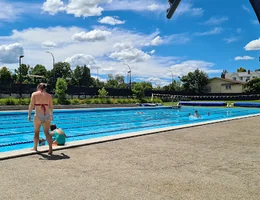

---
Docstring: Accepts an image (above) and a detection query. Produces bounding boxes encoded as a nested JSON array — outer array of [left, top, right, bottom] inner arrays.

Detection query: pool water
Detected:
[[0, 106, 259, 153]]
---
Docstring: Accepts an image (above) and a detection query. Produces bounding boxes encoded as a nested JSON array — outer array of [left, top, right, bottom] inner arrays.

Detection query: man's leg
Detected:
[[42, 120, 53, 155], [33, 116, 41, 151]]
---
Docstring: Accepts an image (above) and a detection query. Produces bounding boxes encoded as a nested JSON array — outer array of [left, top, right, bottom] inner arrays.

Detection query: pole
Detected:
[[46, 51, 55, 85], [123, 63, 132, 90], [19, 55, 24, 98], [168, 70, 174, 83]]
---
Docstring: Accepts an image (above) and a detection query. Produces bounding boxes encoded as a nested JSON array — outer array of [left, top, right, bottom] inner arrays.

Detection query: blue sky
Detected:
[[0, 0, 260, 86]]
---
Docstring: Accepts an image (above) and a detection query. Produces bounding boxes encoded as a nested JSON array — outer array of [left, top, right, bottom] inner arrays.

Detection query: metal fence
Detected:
[[0, 84, 260, 100]]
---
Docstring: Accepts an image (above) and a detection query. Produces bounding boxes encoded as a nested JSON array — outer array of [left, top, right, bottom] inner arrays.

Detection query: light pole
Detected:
[[168, 70, 174, 83], [46, 51, 55, 85], [19, 55, 24, 98], [19, 55, 24, 84], [91, 66, 101, 80], [46, 51, 55, 68], [123, 63, 132, 90]]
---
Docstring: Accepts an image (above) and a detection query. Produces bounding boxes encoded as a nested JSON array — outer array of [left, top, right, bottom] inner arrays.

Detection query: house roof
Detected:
[[210, 77, 246, 85], [226, 71, 260, 77]]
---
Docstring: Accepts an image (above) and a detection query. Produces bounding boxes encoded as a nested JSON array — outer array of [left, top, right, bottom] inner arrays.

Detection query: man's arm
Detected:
[[28, 93, 35, 116]]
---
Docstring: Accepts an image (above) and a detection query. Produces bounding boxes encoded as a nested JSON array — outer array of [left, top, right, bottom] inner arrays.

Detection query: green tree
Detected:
[[98, 87, 108, 98], [245, 78, 260, 93], [105, 74, 126, 88], [91, 78, 105, 88], [181, 69, 209, 93], [163, 80, 182, 91], [31, 64, 47, 77], [237, 67, 246, 72], [48, 62, 72, 87], [55, 78, 69, 104], [72, 65, 92, 87], [132, 82, 153, 100], [0, 67, 12, 85], [29, 64, 48, 84], [14, 64, 30, 83]]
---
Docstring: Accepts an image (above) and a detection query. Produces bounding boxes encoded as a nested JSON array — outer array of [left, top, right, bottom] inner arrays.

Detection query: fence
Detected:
[[0, 84, 260, 100]]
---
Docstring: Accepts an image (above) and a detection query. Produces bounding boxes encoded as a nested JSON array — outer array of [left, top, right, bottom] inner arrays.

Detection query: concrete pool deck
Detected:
[[1, 117, 260, 200]]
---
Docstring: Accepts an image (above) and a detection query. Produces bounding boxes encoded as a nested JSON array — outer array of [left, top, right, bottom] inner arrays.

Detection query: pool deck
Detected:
[[1, 117, 260, 200]]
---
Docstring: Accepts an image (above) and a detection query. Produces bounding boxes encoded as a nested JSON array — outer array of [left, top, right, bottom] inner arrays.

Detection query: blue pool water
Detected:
[[0, 106, 260, 153]]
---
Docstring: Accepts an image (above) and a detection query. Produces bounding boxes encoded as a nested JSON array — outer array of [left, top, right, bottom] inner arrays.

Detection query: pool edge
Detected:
[[1, 113, 260, 160]]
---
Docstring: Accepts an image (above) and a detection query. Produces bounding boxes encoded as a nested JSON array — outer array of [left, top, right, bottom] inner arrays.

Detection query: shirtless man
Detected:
[[28, 83, 53, 155]]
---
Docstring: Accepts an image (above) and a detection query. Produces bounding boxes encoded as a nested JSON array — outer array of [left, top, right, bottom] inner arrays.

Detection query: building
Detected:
[[206, 77, 246, 93], [224, 70, 260, 83]]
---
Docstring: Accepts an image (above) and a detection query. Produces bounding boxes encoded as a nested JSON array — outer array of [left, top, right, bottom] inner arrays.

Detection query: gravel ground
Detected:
[[1, 116, 260, 200]]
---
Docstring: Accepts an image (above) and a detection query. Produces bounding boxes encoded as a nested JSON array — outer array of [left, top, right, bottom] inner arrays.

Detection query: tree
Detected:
[[132, 82, 153, 100], [105, 74, 126, 88], [14, 64, 30, 83], [163, 80, 182, 91], [98, 87, 108, 98], [72, 65, 92, 87], [221, 70, 228, 78], [0, 67, 12, 85], [31, 64, 47, 77], [48, 62, 72, 87], [245, 78, 260, 93], [237, 67, 246, 72], [55, 78, 69, 104], [29, 64, 48, 84], [180, 69, 209, 93]]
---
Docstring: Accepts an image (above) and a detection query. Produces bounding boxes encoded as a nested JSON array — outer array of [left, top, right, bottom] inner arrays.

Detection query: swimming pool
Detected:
[[0, 106, 260, 153]]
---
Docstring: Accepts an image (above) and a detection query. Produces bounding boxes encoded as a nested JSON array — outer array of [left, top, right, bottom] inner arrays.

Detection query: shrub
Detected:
[[20, 98, 30, 105], [55, 78, 69, 105], [70, 98, 80, 105], [91, 98, 101, 104], [98, 87, 108, 98]]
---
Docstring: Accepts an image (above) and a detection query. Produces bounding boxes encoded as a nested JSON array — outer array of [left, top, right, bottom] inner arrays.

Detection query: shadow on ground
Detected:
[[38, 152, 70, 160]]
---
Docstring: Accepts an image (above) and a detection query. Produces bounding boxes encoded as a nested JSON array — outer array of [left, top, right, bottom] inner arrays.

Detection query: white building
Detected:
[[224, 70, 260, 83]]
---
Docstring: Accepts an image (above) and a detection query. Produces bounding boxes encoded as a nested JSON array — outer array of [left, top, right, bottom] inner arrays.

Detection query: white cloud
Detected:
[[109, 42, 151, 63], [195, 27, 223, 36], [42, 40, 57, 48], [150, 36, 163, 46], [236, 28, 242, 33], [98, 16, 125, 25], [223, 37, 239, 44], [174, 2, 204, 17], [147, 4, 159, 11], [202, 16, 228, 25], [0, 43, 24, 64], [72, 29, 112, 42], [0, 1, 40, 22], [242, 5, 251, 13], [234, 56, 254, 61], [251, 20, 259, 25], [138, 77, 170, 87], [244, 38, 260, 50], [169, 60, 220, 77], [65, 54, 95, 68], [0, 26, 222, 80], [105, 1, 203, 17], [42, 0, 65, 15], [42, 0, 112, 17], [150, 50, 155, 54]]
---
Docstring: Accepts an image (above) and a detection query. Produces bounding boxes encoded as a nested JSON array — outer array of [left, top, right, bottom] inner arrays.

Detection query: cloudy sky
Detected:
[[0, 0, 260, 86]]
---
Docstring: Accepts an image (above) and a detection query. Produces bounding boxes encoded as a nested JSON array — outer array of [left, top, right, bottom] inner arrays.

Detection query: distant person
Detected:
[[28, 83, 53, 155], [207, 112, 210, 116], [188, 113, 191, 117], [194, 110, 201, 118], [50, 124, 66, 146]]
